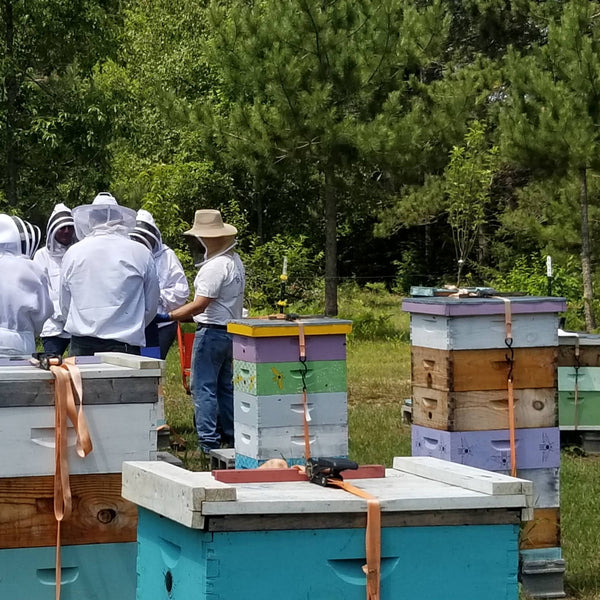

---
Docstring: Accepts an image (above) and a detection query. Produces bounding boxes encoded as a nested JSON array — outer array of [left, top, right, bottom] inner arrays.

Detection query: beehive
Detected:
[[228, 317, 352, 468], [403, 295, 567, 599], [0, 352, 163, 600], [558, 331, 600, 434], [122, 457, 532, 600]]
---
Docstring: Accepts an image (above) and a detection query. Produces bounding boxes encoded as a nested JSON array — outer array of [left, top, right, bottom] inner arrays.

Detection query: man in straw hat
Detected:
[[160, 209, 245, 454]]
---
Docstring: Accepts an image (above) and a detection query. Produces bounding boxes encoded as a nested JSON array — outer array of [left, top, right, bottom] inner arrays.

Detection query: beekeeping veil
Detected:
[[72, 193, 136, 239]]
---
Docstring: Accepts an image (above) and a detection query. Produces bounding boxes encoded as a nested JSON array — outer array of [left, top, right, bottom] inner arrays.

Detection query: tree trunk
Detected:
[[324, 172, 338, 316], [580, 167, 596, 331], [3, 0, 18, 207], [256, 189, 263, 243]]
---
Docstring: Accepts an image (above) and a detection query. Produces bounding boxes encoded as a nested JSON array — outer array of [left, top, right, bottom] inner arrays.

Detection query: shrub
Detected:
[[240, 234, 323, 313], [490, 253, 587, 330]]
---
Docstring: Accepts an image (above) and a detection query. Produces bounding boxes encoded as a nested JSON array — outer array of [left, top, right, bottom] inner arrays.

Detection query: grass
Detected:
[[560, 452, 600, 599], [161, 286, 600, 599]]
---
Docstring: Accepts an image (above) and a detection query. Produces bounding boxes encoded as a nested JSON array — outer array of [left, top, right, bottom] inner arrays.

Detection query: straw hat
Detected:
[[184, 209, 237, 238]]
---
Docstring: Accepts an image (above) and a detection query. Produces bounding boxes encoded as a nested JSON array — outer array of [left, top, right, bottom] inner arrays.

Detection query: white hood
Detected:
[[0, 215, 22, 255], [130, 209, 164, 257], [0, 214, 41, 258], [72, 196, 136, 239], [45, 203, 76, 257]]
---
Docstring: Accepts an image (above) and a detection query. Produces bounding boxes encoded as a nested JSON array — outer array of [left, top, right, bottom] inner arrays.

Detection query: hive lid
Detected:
[[558, 329, 600, 346], [122, 457, 533, 529], [402, 296, 567, 317], [228, 317, 352, 337]]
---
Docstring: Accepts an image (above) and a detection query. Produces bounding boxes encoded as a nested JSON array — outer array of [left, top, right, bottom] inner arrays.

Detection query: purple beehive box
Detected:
[[411, 424, 560, 471], [233, 333, 346, 363], [402, 296, 567, 317]]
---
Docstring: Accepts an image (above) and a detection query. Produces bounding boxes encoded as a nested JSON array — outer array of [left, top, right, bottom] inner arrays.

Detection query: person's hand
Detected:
[[155, 312, 172, 323]]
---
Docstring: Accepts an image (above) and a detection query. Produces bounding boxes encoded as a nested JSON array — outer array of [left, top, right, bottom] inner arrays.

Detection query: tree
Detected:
[[445, 122, 497, 285], [500, 0, 600, 330], [203, 0, 451, 315], [0, 0, 120, 217]]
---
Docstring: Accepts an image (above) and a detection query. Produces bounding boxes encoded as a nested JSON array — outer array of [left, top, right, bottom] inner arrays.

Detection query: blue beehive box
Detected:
[[122, 458, 533, 600]]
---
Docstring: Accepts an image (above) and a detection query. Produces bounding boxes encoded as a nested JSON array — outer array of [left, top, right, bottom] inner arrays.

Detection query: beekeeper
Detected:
[[33, 203, 77, 355], [130, 209, 189, 359], [163, 209, 245, 453], [0, 214, 53, 356], [60, 193, 160, 356]]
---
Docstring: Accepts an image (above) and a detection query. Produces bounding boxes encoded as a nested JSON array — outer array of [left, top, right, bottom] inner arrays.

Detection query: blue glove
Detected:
[[155, 312, 172, 323]]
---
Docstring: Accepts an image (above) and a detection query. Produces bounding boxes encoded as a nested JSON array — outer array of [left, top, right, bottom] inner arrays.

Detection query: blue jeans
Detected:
[[158, 322, 177, 360], [41, 336, 70, 356], [190, 327, 234, 451]]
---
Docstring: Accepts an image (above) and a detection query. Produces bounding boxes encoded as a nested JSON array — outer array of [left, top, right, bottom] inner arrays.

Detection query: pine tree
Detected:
[[500, 0, 600, 330], [204, 0, 451, 315]]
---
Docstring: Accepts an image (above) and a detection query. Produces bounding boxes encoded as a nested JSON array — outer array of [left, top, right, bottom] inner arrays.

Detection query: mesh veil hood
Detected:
[[72, 194, 136, 239]]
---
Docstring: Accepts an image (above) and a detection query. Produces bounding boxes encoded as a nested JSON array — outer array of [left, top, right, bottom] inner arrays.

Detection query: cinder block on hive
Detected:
[[210, 448, 236, 470], [582, 431, 600, 454]]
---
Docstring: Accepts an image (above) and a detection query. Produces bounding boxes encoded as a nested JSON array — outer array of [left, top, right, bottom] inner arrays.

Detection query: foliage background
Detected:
[[1, 0, 599, 326]]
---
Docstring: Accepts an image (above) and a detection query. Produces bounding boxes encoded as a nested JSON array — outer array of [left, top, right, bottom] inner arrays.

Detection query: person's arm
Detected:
[[159, 251, 190, 311], [58, 260, 71, 321], [168, 295, 212, 322], [143, 257, 160, 326]]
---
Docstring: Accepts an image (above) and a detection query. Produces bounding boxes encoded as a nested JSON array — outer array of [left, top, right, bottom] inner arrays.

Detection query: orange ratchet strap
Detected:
[[328, 479, 381, 600], [573, 335, 580, 431], [42, 357, 93, 600], [495, 297, 517, 477], [297, 321, 311, 461], [301, 458, 382, 600]]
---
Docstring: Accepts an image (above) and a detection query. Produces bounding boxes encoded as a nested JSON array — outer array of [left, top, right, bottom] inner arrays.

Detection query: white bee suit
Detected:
[[0, 215, 53, 355], [131, 209, 189, 315], [60, 201, 160, 347], [33, 203, 76, 339]]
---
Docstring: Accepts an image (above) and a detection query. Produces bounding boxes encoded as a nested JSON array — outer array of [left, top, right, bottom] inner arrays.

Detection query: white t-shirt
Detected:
[[193, 252, 245, 325]]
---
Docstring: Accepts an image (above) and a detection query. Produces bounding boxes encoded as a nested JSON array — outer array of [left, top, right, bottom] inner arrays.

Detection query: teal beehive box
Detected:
[[123, 458, 532, 600]]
